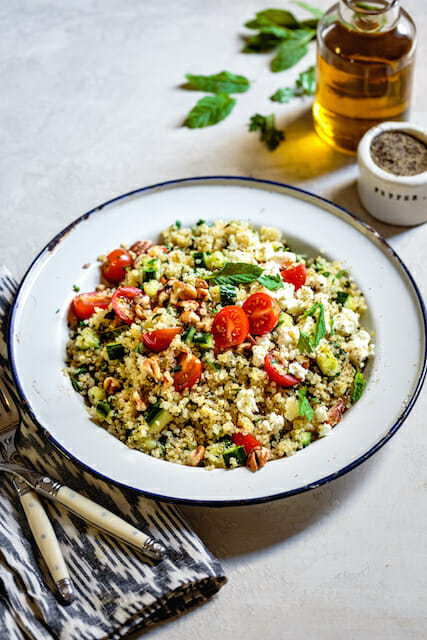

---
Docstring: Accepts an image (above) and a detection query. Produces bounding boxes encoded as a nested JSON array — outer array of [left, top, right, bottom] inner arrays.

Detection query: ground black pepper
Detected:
[[370, 131, 427, 176]]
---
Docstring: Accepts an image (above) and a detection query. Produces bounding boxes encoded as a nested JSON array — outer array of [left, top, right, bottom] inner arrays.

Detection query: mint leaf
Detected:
[[206, 262, 263, 286], [245, 9, 300, 29], [249, 113, 285, 151], [314, 303, 326, 347], [298, 330, 315, 355], [270, 87, 296, 103], [298, 386, 315, 420], [301, 303, 320, 319], [184, 71, 250, 94], [292, 1, 324, 18], [183, 94, 236, 128], [242, 32, 283, 53], [271, 40, 309, 72], [257, 273, 284, 291], [335, 291, 350, 305], [351, 370, 365, 403]]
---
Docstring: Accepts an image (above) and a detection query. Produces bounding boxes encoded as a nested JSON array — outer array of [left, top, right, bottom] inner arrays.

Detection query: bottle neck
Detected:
[[339, 0, 400, 32]]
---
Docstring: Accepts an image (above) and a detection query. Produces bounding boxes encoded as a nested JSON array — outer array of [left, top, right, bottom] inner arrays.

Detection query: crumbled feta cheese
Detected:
[[318, 423, 332, 437], [252, 335, 274, 367], [236, 389, 258, 418], [288, 362, 307, 381], [260, 412, 285, 434], [334, 308, 359, 336], [277, 324, 300, 348], [345, 329, 373, 365], [284, 397, 299, 421], [297, 285, 314, 305], [314, 405, 328, 423]]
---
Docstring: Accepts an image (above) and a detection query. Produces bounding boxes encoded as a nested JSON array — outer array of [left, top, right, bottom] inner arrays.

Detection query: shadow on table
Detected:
[[231, 106, 354, 183], [329, 179, 412, 241], [181, 448, 388, 560]]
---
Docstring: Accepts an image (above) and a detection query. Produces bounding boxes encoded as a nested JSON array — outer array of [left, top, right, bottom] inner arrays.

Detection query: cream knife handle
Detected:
[[35, 480, 165, 561], [15, 481, 75, 603]]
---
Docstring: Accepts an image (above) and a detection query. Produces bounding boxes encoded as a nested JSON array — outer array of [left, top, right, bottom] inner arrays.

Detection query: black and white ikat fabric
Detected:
[[0, 265, 226, 639]]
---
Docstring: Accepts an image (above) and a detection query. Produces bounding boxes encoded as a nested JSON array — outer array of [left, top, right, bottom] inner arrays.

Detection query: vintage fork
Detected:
[[0, 378, 75, 603], [0, 381, 166, 562]]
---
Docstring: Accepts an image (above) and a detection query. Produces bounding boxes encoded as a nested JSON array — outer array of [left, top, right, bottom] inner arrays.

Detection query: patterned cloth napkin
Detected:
[[0, 266, 226, 640]]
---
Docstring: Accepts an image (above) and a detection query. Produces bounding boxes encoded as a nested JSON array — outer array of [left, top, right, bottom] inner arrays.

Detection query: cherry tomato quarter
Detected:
[[280, 263, 307, 291], [174, 353, 203, 391], [112, 286, 142, 324], [242, 292, 281, 336], [72, 292, 111, 320], [101, 248, 133, 284], [264, 353, 300, 387], [232, 432, 261, 454], [141, 328, 181, 352], [211, 306, 249, 348]]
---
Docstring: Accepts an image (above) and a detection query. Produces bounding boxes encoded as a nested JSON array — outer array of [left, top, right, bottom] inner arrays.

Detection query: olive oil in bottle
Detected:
[[313, 0, 416, 154]]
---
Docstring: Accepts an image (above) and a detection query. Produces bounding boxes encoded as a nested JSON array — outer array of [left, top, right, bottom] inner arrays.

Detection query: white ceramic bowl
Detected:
[[9, 178, 427, 505], [357, 121, 427, 226]]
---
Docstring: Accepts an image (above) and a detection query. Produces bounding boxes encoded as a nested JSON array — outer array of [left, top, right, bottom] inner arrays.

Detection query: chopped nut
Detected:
[[135, 294, 151, 309], [179, 310, 200, 325], [96, 283, 107, 292], [195, 278, 208, 289], [177, 300, 199, 312], [162, 371, 174, 388], [236, 341, 253, 353], [196, 287, 210, 301], [196, 317, 213, 332], [173, 281, 198, 301], [157, 290, 170, 305], [187, 445, 205, 467], [247, 446, 269, 472], [129, 240, 153, 256], [327, 398, 345, 427], [133, 390, 147, 412], [103, 377, 121, 394], [142, 356, 162, 382], [135, 304, 148, 320]]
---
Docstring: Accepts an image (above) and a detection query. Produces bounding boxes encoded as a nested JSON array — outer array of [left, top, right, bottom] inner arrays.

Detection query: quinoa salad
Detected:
[[66, 220, 374, 472]]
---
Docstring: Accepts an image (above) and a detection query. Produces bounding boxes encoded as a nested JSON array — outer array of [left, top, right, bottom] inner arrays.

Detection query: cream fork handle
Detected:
[[14, 478, 75, 603]]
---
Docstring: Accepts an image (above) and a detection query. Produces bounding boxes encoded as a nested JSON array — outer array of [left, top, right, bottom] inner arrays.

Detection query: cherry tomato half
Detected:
[[264, 353, 300, 387], [72, 291, 111, 320], [112, 286, 142, 324], [242, 292, 281, 336], [280, 263, 307, 291], [174, 353, 202, 391], [101, 248, 133, 284], [141, 328, 181, 353], [211, 306, 249, 349], [232, 432, 261, 455]]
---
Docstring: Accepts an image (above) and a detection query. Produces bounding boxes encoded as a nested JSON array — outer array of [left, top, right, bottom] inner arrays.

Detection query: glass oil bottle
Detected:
[[313, 0, 416, 154]]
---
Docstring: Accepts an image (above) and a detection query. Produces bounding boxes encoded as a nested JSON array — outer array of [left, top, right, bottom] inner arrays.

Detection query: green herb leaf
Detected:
[[175, 220, 182, 228], [73, 284, 80, 292], [301, 303, 320, 319], [245, 9, 300, 30], [270, 87, 295, 103], [292, 1, 324, 19], [314, 303, 326, 347], [257, 273, 284, 291], [249, 113, 285, 151], [242, 32, 284, 53], [298, 330, 315, 355], [184, 71, 250, 94], [271, 39, 309, 72], [271, 65, 316, 101], [206, 262, 263, 286], [351, 370, 365, 403], [183, 94, 236, 128], [298, 386, 315, 420]]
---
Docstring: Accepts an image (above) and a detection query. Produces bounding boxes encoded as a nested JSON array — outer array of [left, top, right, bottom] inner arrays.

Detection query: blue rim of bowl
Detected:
[[8, 176, 427, 506]]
